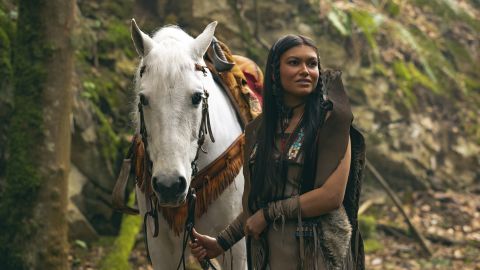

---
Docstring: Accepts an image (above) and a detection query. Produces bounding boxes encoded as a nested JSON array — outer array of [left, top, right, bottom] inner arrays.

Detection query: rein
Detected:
[[139, 63, 217, 269]]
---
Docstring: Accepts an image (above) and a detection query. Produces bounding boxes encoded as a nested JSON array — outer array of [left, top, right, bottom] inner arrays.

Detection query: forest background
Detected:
[[0, 0, 479, 269]]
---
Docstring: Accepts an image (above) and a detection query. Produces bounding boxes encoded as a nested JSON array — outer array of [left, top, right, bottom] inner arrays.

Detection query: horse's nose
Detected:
[[152, 173, 187, 200]]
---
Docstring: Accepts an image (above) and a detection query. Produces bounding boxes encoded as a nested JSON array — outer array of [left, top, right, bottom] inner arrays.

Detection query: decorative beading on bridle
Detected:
[[138, 62, 217, 270]]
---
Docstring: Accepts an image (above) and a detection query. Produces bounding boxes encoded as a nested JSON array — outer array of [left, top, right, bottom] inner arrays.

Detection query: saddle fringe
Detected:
[[159, 149, 243, 235]]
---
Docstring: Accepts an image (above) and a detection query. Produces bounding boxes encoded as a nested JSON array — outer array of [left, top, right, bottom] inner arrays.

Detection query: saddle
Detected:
[[112, 39, 263, 234]]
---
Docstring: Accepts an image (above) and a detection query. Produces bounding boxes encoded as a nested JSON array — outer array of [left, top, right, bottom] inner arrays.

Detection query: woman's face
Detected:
[[279, 45, 319, 105]]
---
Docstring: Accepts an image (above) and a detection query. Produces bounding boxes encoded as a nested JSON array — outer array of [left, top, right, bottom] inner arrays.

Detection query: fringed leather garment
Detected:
[[217, 70, 366, 270]]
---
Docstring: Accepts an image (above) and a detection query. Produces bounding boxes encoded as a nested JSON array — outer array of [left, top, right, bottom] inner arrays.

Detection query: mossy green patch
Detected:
[[98, 19, 134, 58], [349, 9, 383, 60], [363, 238, 383, 253], [0, 28, 12, 81], [393, 61, 417, 107], [103, 0, 134, 19], [359, 215, 384, 253], [359, 215, 377, 239], [98, 191, 142, 270]]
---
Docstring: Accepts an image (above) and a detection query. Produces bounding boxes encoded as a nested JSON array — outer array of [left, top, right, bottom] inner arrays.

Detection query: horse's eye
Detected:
[[140, 65, 146, 78], [192, 92, 202, 106], [139, 93, 149, 106]]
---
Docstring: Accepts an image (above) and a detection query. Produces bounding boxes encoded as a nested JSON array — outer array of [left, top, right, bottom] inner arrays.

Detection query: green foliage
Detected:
[[98, 19, 135, 58], [0, 8, 14, 82], [103, 0, 134, 19], [80, 77, 123, 165], [0, 1, 48, 268], [0, 29, 12, 80], [385, 0, 400, 17], [98, 192, 142, 270], [73, 4, 138, 178], [327, 7, 351, 36], [392, 61, 417, 107], [325, 0, 478, 97], [359, 215, 377, 239], [413, 0, 480, 32], [363, 238, 384, 253], [349, 9, 383, 60], [321, 0, 480, 144], [359, 215, 384, 253]]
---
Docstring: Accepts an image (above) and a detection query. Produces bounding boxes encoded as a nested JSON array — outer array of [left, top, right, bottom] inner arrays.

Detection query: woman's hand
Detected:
[[189, 228, 224, 261], [244, 209, 267, 240]]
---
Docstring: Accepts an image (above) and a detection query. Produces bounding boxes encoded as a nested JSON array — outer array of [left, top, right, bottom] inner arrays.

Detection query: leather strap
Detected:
[[191, 134, 244, 190], [111, 137, 139, 215]]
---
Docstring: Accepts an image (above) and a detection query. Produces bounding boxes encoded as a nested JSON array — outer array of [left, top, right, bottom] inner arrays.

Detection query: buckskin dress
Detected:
[[216, 70, 366, 270]]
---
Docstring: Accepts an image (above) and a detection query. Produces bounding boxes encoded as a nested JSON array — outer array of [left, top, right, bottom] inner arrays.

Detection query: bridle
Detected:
[[137, 62, 217, 269]]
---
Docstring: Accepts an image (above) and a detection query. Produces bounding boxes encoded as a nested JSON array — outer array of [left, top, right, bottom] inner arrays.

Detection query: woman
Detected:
[[191, 35, 366, 270]]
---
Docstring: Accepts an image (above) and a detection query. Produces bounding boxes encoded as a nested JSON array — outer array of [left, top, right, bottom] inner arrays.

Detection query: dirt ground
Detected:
[[70, 190, 480, 270]]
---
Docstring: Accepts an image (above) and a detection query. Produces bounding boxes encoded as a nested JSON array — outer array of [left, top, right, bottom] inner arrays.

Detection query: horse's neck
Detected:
[[196, 70, 243, 170]]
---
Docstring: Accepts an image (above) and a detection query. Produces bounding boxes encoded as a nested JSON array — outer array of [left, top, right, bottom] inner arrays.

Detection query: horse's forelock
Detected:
[[139, 26, 198, 84], [152, 25, 194, 44], [131, 26, 202, 130]]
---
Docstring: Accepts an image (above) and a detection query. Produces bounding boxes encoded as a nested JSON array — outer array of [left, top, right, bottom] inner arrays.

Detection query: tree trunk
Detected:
[[0, 1, 75, 269]]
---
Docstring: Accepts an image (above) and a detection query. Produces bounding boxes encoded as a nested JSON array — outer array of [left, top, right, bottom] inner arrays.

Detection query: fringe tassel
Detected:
[[159, 151, 243, 235], [251, 237, 268, 270]]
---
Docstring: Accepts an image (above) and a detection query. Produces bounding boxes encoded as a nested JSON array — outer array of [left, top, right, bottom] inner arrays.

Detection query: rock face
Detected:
[[0, 0, 469, 237], [67, 164, 99, 243]]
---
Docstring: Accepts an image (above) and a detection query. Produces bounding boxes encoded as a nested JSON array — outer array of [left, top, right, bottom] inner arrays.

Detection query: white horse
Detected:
[[130, 19, 247, 269]]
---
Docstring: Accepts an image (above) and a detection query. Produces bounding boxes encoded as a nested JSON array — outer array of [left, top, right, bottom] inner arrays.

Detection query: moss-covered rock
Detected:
[[98, 192, 141, 270]]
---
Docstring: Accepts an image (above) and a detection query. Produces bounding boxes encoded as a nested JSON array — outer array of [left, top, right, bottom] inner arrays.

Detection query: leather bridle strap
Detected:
[[140, 63, 217, 268], [191, 64, 215, 175], [177, 189, 217, 270], [184, 64, 217, 270], [143, 194, 159, 264], [138, 101, 157, 265]]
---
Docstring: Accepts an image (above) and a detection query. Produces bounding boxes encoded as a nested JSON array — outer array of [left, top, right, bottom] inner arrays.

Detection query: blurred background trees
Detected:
[[0, 0, 75, 269]]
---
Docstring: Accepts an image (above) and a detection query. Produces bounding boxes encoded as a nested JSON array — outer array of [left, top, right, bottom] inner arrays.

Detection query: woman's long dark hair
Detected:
[[248, 35, 330, 212]]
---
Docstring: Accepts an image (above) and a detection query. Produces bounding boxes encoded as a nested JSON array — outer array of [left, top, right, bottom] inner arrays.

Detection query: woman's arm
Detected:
[[190, 211, 246, 260], [245, 137, 351, 239], [299, 136, 351, 217]]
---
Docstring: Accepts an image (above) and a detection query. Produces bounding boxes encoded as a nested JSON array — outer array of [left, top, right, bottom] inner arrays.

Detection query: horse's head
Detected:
[[131, 19, 217, 206]]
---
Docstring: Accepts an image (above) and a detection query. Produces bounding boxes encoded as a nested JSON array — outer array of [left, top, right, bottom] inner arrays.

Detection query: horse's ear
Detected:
[[131, 18, 155, 57], [191, 21, 217, 60]]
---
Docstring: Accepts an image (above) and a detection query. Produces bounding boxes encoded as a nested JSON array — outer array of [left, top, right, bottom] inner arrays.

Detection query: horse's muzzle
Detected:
[[152, 172, 188, 204]]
